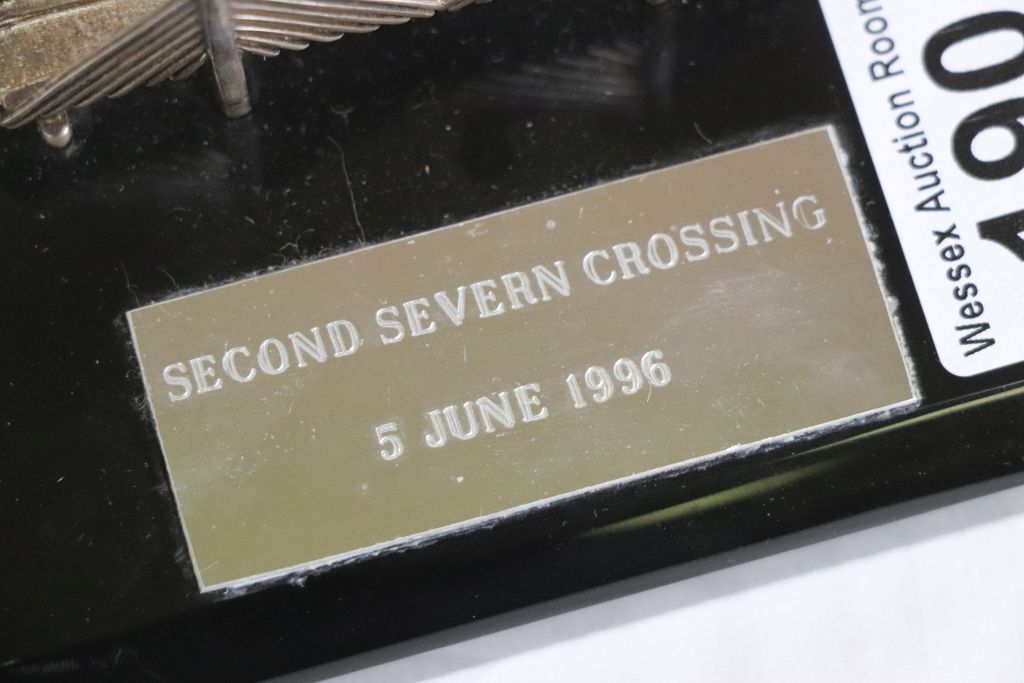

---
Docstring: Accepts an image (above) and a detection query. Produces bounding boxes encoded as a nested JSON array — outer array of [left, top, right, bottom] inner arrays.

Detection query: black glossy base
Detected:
[[2, 0, 1022, 679]]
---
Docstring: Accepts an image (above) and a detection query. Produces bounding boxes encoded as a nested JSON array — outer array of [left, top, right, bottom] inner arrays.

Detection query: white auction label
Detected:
[[819, 0, 1024, 376]]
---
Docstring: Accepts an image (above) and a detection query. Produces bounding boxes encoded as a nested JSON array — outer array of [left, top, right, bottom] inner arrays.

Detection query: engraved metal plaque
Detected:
[[128, 128, 915, 590]]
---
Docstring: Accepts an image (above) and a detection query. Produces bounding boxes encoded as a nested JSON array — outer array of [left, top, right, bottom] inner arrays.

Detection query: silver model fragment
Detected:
[[0, 0, 487, 146]]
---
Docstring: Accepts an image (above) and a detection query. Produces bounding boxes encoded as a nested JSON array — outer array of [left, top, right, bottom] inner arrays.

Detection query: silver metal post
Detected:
[[201, 0, 251, 117]]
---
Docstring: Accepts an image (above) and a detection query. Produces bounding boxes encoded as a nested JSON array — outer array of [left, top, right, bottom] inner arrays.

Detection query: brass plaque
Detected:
[[128, 128, 915, 590]]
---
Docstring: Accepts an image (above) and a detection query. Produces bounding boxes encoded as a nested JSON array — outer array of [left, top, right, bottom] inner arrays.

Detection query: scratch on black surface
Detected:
[[118, 262, 141, 307], [157, 267, 178, 290], [694, 121, 713, 144], [327, 135, 367, 244]]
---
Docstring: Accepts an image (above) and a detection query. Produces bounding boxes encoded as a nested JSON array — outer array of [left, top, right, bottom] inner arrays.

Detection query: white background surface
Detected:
[[280, 482, 1024, 682]]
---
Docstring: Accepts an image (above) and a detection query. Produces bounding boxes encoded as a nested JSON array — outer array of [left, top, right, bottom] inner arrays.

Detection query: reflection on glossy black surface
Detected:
[[2, 0, 1023, 679]]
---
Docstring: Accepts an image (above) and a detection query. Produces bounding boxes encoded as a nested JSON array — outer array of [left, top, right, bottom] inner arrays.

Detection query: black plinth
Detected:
[[3, 1, 1023, 680]]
